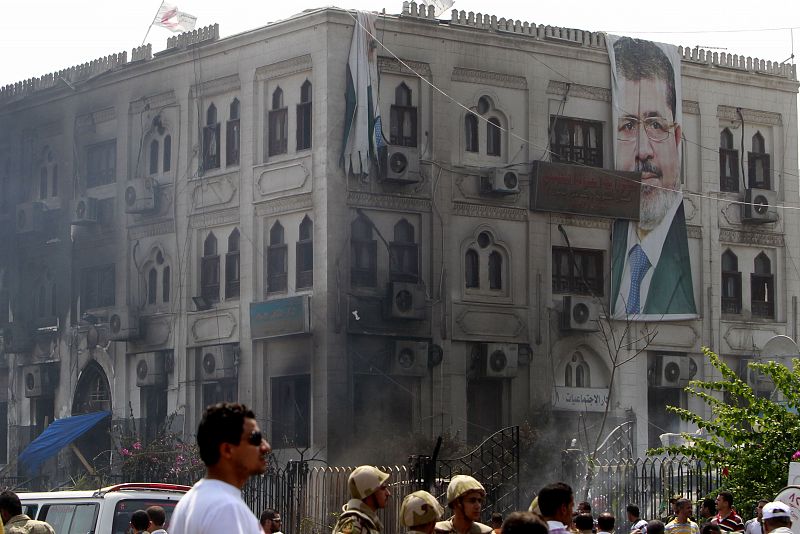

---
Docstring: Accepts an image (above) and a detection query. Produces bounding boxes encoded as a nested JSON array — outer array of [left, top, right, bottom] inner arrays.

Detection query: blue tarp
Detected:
[[19, 411, 111, 474]]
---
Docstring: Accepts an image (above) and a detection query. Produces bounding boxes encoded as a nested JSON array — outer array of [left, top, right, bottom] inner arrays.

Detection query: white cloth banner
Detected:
[[154, 1, 197, 32]]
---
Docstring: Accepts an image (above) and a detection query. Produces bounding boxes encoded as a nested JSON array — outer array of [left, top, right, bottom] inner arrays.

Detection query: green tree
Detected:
[[652, 347, 800, 514]]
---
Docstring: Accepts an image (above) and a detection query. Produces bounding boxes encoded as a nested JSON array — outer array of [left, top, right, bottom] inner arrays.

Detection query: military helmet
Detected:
[[349, 465, 390, 500], [446, 474, 486, 504], [401, 491, 445, 527]]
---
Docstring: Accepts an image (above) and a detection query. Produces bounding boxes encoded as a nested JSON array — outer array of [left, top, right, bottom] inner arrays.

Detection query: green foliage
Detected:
[[650, 347, 800, 514]]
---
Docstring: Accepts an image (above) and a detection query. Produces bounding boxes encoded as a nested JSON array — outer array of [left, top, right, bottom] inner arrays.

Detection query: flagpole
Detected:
[[141, 0, 165, 46]]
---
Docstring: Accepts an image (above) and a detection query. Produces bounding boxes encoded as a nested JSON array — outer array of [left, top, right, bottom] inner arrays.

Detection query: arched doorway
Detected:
[[72, 362, 112, 473]]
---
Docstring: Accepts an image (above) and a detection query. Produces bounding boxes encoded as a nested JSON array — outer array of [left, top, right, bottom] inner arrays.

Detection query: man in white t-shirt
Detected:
[[170, 402, 272, 534]]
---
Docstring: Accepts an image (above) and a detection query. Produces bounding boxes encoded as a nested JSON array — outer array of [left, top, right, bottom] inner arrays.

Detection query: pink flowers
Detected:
[[792, 450, 800, 461], [121, 448, 131, 457], [132, 441, 142, 450]]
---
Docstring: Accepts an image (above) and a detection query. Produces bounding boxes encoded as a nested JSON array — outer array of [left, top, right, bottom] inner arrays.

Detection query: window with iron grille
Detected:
[[751, 252, 774, 318], [86, 140, 117, 187], [297, 81, 312, 151], [551, 247, 604, 296], [719, 128, 739, 192], [268, 88, 288, 156], [200, 233, 220, 303], [390, 83, 417, 147], [351, 216, 377, 287], [296, 216, 313, 289], [721, 250, 741, 314], [225, 229, 240, 299], [748, 131, 770, 190], [549, 117, 603, 167], [389, 219, 419, 282], [267, 222, 288, 293], [226, 99, 240, 166], [80, 264, 115, 312], [203, 104, 220, 171]]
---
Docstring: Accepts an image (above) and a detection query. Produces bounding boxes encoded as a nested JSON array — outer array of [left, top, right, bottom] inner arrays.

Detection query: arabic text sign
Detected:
[[250, 295, 311, 339], [553, 386, 609, 412]]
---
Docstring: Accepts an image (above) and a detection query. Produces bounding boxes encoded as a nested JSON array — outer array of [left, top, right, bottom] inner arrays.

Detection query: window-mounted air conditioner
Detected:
[[387, 282, 426, 320], [481, 168, 520, 195], [652, 354, 698, 388], [392, 340, 429, 376], [71, 196, 99, 225], [482, 343, 519, 378], [23, 364, 58, 398], [200, 344, 238, 381], [125, 177, 157, 214], [135, 352, 166, 387], [742, 188, 778, 223], [384, 148, 421, 183], [108, 306, 141, 341], [560, 296, 600, 332]]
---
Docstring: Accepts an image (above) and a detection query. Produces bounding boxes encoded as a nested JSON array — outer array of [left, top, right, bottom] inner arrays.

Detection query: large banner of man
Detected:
[[607, 36, 697, 321]]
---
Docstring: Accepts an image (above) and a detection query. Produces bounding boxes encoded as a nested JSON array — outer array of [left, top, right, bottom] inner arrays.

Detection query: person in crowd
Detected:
[[537, 483, 575, 534], [575, 514, 595, 534], [628, 505, 648, 533], [700, 500, 717, 526], [702, 524, 722, 534], [400, 490, 444, 534], [332, 466, 391, 534], [648, 520, 666, 534], [435, 475, 493, 534], [666, 498, 699, 534], [169, 402, 271, 534], [501, 512, 549, 534], [131, 510, 151, 534], [260, 509, 283, 534], [745, 500, 769, 534], [578, 503, 592, 517], [597, 513, 615, 534], [146, 505, 168, 534], [713, 492, 744, 533], [492, 513, 504, 534], [761, 502, 792, 534], [0, 490, 56, 534]]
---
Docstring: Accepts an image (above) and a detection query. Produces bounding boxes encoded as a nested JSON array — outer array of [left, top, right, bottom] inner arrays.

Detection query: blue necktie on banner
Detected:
[[626, 244, 651, 314]]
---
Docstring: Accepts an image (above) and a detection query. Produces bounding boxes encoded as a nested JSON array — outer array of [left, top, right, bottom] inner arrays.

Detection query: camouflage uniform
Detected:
[[435, 518, 494, 534], [332, 499, 384, 534], [435, 475, 493, 534], [401, 491, 444, 533], [3, 515, 56, 534]]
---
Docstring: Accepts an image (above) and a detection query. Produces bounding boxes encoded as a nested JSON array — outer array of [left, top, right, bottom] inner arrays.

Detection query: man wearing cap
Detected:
[[761, 502, 792, 534], [332, 465, 391, 534], [435, 475, 493, 534], [713, 492, 744, 533], [401, 491, 444, 534]]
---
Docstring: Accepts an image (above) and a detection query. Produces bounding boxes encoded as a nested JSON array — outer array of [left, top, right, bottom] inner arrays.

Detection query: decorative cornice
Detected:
[[547, 80, 610, 102], [129, 220, 176, 240], [719, 228, 784, 247], [453, 201, 527, 221], [255, 55, 313, 80], [189, 207, 240, 229], [129, 90, 177, 114], [717, 105, 782, 126], [452, 67, 527, 90], [254, 193, 314, 217], [348, 191, 432, 212], [378, 57, 432, 77], [549, 214, 611, 230], [190, 74, 240, 99], [683, 100, 700, 115], [686, 225, 702, 239], [77, 107, 116, 130]]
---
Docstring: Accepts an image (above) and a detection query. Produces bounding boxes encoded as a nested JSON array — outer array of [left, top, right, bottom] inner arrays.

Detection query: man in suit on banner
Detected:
[[607, 36, 697, 320]]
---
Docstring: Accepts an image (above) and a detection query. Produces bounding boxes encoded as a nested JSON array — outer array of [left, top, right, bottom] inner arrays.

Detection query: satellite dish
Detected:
[[761, 335, 799, 364]]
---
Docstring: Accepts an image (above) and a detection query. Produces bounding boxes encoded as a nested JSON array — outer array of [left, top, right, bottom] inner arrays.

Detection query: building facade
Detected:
[[0, 3, 798, 483]]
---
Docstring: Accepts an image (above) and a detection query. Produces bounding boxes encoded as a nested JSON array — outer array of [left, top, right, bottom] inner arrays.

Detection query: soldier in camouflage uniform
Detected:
[[332, 466, 391, 534], [435, 475, 493, 534], [401, 491, 445, 534]]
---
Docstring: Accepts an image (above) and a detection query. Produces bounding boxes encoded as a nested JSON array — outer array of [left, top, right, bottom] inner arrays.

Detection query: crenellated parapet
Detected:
[[679, 45, 796, 80], [166, 23, 219, 51], [131, 44, 153, 63]]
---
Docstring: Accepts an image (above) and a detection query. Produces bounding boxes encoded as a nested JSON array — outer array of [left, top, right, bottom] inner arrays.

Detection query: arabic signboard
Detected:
[[250, 295, 311, 340], [552, 386, 609, 412], [530, 161, 641, 220]]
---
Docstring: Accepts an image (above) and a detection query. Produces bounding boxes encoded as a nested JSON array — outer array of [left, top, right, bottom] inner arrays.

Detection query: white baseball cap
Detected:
[[763, 502, 792, 520]]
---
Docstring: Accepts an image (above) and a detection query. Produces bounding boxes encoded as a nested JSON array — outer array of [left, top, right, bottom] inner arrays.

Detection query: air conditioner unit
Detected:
[[742, 188, 778, 223], [656, 355, 697, 388], [385, 148, 420, 183], [16, 202, 45, 234], [741, 358, 773, 391], [387, 282, 426, 320], [108, 307, 140, 341], [200, 344, 238, 381], [23, 364, 57, 398], [483, 343, 519, 378], [1, 322, 32, 353], [481, 168, 520, 195], [392, 341, 429, 376], [124, 177, 157, 213], [71, 196, 99, 225], [560, 296, 600, 332], [135, 352, 166, 387]]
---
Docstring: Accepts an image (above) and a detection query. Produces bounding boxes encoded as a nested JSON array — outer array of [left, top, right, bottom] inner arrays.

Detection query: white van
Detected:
[[17, 482, 190, 534]]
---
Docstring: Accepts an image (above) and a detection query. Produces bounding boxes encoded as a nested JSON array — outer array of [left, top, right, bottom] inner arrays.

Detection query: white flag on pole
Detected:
[[153, 1, 197, 32]]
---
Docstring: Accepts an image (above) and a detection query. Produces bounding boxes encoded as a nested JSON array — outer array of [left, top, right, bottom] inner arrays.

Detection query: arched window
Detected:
[[488, 251, 502, 290], [149, 140, 159, 175], [200, 232, 220, 302], [565, 351, 591, 388], [465, 249, 479, 288], [297, 216, 313, 288], [721, 250, 741, 314], [163, 135, 171, 172], [465, 115, 479, 153], [351, 216, 377, 287], [390, 82, 417, 147], [267, 222, 288, 293], [719, 127, 739, 192], [206, 104, 217, 125], [390, 219, 418, 282], [272, 88, 284, 110], [148, 267, 158, 304], [752, 132, 765, 153], [297, 81, 313, 150], [162, 265, 171, 303], [203, 104, 221, 170], [487, 117, 501, 156], [748, 131, 770, 189], [226, 98, 241, 166], [752, 252, 774, 318], [269, 87, 288, 156], [225, 228, 240, 298]]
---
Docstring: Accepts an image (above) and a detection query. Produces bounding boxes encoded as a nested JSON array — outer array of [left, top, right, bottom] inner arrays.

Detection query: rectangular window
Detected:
[[86, 140, 117, 187], [296, 240, 313, 289], [296, 102, 312, 151], [141, 384, 168, 444], [226, 119, 240, 166], [390, 105, 418, 147], [389, 243, 419, 282], [271, 375, 311, 448], [721, 271, 742, 314], [351, 240, 377, 287], [550, 118, 603, 168], [200, 255, 220, 303], [719, 148, 739, 192], [80, 264, 115, 312], [552, 247, 603, 296], [267, 244, 288, 293], [751, 274, 775, 318], [202, 380, 237, 408], [41, 503, 98, 534], [225, 251, 240, 299], [748, 152, 771, 190], [203, 124, 221, 170], [268, 108, 288, 156]]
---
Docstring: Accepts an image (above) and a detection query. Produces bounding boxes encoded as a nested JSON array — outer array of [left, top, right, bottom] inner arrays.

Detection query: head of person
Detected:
[[756, 500, 769, 521], [578, 501, 592, 515], [400, 491, 444, 534], [447, 475, 486, 523], [675, 498, 692, 521], [538, 482, 574, 525], [613, 36, 682, 231], [575, 513, 595, 533], [647, 520, 665, 534], [146, 506, 166, 530], [762, 502, 792, 534], [0, 490, 23, 523], [131, 510, 150, 532], [701, 524, 722, 534], [349, 465, 391, 511], [492, 513, 504, 528], [716, 492, 734, 515], [598, 513, 615, 533], [196, 402, 271, 484], [260, 508, 282, 534], [501, 512, 549, 534], [627, 504, 641, 522], [701, 498, 717, 518]]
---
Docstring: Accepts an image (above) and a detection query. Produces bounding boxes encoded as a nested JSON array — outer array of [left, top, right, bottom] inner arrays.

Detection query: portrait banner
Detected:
[[607, 35, 697, 321]]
